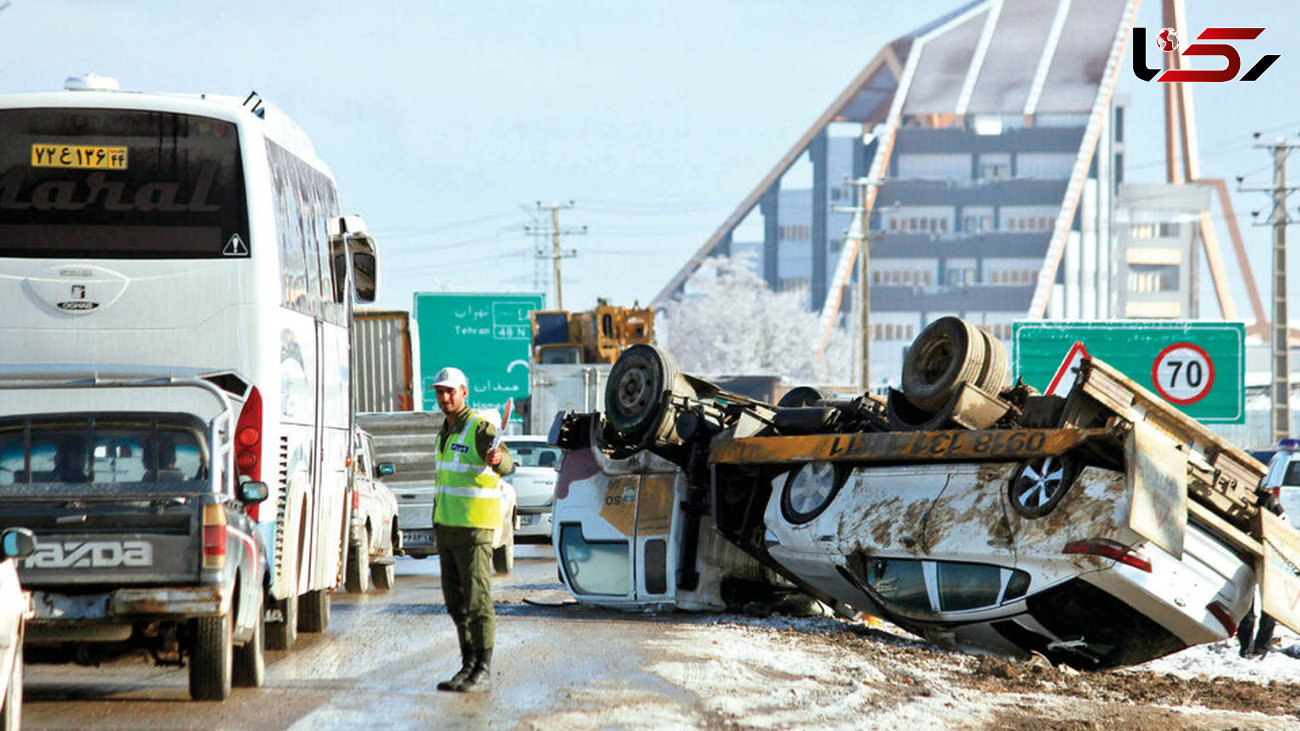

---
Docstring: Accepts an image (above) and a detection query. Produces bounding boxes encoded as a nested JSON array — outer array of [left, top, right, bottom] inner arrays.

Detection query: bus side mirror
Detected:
[[352, 251, 376, 303], [238, 480, 269, 505], [0, 528, 36, 560]]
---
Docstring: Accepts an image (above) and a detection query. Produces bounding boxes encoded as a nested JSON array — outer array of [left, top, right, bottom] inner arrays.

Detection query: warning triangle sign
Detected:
[[223, 234, 249, 256]]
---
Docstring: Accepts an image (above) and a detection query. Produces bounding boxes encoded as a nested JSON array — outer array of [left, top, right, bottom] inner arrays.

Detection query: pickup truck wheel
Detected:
[[345, 535, 371, 594], [265, 592, 297, 651], [902, 317, 987, 412], [298, 589, 330, 633], [1008, 454, 1076, 518], [189, 613, 233, 701], [371, 561, 395, 591], [493, 518, 515, 574], [232, 595, 265, 688], [979, 329, 1009, 394], [0, 641, 23, 730]]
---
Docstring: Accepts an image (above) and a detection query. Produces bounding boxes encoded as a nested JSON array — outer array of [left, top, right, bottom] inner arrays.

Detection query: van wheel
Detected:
[[606, 344, 679, 445], [1008, 455, 1076, 518], [232, 594, 265, 688], [371, 561, 395, 591], [298, 589, 330, 633], [189, 613, 233, 701], [902, 317, 987, 412], [265, 592, 298, 651], [345, 534, 371, 594], [0, 642, 23, 730]]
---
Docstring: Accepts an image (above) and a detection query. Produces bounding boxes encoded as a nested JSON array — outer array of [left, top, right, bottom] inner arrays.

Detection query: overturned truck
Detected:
[[549, 317, 1300, 669]]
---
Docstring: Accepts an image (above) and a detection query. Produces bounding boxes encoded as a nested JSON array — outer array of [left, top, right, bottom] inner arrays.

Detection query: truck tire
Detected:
[[979, 329, 1009, 394], [189, 613, 233, 701], [1008, 454, 1076, 518], [265, 591, 297, 651], [0, 641, 22, 731], [371, 561, 395, 591], [298, 589, 330, 633], [606, 344, 678, 444], [232, 594, 265, 688], [902, 317, 987, 412], [345, 535, 371, 594]]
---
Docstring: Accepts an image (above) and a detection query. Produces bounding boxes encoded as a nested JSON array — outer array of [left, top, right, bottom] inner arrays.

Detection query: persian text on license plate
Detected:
[[31, 144, 129, 170]]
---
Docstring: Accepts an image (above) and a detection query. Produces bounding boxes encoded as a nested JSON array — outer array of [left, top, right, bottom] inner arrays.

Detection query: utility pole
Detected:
[[1241, 137, 1300, 443], [833, 177, 878, 392], [525, 201, 585, 310]]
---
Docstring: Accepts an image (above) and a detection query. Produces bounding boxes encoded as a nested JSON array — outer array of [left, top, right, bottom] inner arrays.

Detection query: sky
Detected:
[[0, 0, 1296, 320]]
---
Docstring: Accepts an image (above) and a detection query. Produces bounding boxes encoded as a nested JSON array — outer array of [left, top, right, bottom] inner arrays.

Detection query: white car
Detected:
[[0, 528, 35, 729], [763, 458, 1255, 668], [503, 436, 562, 543], [345, 429, 401, 593]]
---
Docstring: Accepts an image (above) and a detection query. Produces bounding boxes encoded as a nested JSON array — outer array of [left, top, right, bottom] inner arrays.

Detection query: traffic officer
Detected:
[[430, 366, 513, 693]]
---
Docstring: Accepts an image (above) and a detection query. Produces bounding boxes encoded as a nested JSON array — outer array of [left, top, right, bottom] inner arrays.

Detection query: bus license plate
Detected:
[[31, 144, 129, 170]]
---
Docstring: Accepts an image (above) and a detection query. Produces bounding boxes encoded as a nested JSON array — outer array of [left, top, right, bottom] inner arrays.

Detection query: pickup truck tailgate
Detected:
[[0, 496, 200, 586]]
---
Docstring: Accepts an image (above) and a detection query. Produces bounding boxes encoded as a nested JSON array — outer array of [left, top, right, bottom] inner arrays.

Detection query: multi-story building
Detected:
[[1114, 182, 1209, 320], [656, 0, 1138, 387]]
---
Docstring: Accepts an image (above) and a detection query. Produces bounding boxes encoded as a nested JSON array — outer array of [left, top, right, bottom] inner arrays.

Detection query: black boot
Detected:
[[437, 647, 477, 691], [455, 648, 492, 693]]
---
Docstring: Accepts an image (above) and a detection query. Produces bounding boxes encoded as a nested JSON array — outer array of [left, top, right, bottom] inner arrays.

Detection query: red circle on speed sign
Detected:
[[1151, 342, 1215, 405]]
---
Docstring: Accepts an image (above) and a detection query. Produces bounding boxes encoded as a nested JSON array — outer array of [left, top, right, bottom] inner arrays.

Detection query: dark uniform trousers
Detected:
[[435, 524, 496, 651]]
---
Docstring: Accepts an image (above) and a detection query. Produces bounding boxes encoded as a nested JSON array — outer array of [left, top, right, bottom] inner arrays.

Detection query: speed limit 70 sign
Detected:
[[1152, 343, 1214, 405], [1014, 322, 1245, 424]]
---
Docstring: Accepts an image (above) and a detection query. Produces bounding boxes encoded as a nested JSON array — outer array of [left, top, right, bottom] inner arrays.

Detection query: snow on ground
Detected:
[[620, 613, 1300, 729], [1137, 626, 1300, 682]]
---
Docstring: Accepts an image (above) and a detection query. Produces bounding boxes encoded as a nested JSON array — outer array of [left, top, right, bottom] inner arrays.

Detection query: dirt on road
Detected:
[[529, 608, 1300, 731]]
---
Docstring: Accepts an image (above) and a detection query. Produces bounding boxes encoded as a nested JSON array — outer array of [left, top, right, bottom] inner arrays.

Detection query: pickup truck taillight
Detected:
[[203, 503, 228, 570], [235, 387, 263, 520], [1062, 538, 1152, 572]]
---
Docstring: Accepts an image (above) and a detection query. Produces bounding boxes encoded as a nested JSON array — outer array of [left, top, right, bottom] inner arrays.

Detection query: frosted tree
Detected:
[[660, 256, 853, 384]]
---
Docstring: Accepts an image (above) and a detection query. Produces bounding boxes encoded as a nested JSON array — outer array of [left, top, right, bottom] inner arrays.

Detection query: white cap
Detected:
[[431, 367, 468, 391]]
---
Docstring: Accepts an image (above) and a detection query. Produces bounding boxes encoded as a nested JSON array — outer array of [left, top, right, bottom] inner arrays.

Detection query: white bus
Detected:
[[0, 75, 378, 649]]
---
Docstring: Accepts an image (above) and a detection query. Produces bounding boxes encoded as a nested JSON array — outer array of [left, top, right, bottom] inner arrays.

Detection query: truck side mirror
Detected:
[[0, 527, 36, 560], [238, 480, 270, 505], [377, 462, 395, 477]]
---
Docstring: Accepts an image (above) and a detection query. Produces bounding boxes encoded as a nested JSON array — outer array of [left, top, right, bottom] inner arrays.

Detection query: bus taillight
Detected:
[[236, 387, 263, 519]]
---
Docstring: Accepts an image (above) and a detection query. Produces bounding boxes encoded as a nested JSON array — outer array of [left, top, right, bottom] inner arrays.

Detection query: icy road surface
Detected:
[[21, 546, 1300, 730]]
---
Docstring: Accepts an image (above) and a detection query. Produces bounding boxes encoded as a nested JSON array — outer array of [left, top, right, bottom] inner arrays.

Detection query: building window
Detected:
[[778, 277, 810, 292], [779, 225, 811, 241], [978, 162, 1010, 180], [1127, 265, 1179, 293], [1158, 222, 1181, 237], [946, 268, 976, 286], [1129, 223, 1156, 240]]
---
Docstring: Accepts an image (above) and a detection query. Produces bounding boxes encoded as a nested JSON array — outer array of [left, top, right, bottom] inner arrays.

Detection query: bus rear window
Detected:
[[0, 107, 249, 259]]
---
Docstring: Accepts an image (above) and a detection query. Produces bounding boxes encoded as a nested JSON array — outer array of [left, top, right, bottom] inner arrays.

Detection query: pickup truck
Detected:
[[0, 370, 269, 701]]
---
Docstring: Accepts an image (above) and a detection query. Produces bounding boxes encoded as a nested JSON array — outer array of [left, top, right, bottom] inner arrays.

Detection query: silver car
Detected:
[[503, 436, 561, 543]]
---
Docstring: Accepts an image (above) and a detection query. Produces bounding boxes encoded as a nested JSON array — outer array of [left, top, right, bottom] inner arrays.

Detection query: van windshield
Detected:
[[0, 108, 249, 259], [0, 416, 207, 489]]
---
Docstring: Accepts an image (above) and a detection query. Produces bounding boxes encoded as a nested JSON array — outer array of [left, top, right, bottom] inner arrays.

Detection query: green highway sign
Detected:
[[413, 291, 546, 419], [1013, 321, 1245, 424]]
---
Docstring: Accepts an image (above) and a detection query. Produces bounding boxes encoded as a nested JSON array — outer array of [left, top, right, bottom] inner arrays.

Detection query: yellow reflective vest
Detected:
[[433, 411, 502, 529]]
